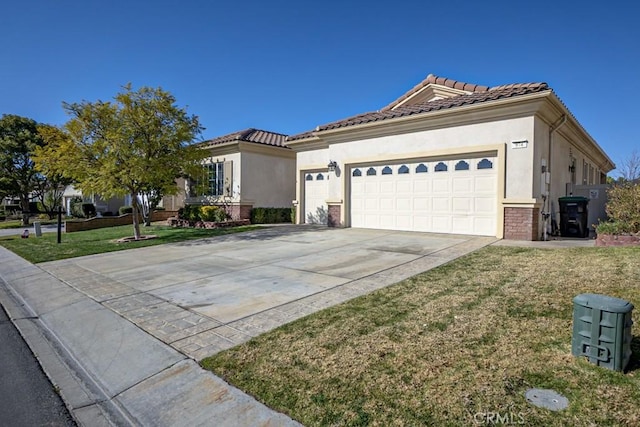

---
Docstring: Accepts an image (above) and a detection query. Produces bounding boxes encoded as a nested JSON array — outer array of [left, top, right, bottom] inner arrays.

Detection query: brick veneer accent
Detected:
[[503, 207, 540, 240], [65, 211, 178, 233], [223, 204, 253, 221], [327, 204, 342, 227]]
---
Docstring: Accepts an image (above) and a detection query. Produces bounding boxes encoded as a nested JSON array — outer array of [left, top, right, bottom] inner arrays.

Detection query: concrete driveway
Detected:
[[40, 225, 495, 360]]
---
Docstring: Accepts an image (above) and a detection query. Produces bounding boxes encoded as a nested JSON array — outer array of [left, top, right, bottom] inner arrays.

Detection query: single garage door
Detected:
[[350, 157, 497, 235], [304, 171, 329, 224]]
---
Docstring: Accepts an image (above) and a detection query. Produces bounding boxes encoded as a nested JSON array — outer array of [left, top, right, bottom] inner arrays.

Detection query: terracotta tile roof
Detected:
[[200, 128, 289, 148], [287, 79, 549, 141], [382, 74, 490, 111]]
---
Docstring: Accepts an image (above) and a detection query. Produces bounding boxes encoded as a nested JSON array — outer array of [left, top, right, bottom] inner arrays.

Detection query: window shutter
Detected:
[[223, 161, 233, 197]]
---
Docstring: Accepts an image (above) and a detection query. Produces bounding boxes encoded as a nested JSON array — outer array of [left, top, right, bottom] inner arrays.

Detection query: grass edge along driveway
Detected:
[[0, 223, 259, 263], [203, 245, 640, 427]]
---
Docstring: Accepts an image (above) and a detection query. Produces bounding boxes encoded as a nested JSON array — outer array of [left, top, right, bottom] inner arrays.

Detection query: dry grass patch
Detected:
[[202, 246, 640, 426]]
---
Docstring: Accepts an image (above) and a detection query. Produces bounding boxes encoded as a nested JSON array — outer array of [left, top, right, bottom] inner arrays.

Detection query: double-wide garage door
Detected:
[[350, 156, 498, 236]]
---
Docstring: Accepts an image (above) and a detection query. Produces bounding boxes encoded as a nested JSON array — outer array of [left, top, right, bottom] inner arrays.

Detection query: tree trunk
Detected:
[[20, 195, 30, 226], [131, 193, 141, 240]]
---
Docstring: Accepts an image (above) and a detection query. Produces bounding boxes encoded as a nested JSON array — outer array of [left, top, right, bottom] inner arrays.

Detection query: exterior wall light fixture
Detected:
[[327, 160, 337, 172]]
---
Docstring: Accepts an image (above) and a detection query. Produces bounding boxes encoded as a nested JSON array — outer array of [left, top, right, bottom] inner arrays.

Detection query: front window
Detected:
[[208, 162, 225, 195], [191, 162, 225, 196]]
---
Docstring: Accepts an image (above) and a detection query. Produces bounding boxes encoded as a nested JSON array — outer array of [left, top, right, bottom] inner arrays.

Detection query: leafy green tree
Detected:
[[0, 114, 45, 225], [35, 85, 205, 240], [32, 125, 74, 219]]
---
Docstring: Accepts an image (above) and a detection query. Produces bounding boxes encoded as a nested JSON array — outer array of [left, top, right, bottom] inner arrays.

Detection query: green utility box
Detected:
[[572, 293, 633, 371], [559, 196, 590, 238]]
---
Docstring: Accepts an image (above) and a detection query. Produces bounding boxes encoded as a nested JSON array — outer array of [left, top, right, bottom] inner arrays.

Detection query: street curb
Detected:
[[0, 277, 133, 426]]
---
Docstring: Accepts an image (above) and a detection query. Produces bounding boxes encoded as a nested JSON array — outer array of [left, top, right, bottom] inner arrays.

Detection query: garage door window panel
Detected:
[[455, 160, 470, 171], [477, 159, 493, 169], [435, 162, 448, 172]]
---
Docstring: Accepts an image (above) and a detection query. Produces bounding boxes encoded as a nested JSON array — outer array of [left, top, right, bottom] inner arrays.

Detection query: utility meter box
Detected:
[[572, 293, 633, 372]]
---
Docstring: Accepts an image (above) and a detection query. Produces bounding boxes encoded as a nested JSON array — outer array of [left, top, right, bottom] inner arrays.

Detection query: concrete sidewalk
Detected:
[[0, 227, 495, 426]]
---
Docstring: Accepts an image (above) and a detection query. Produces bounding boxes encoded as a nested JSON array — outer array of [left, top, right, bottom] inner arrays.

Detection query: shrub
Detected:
[[201, 205, 220, 222], [82, 203, 96, 218], [596, 183, 640, 234], [181, 204, 202, 222], [102, 211, 114, 217], [70, 197, 85, 218], [251, 207, 292, 224], [119, 206, 133, 215], [28, 201, 39, 214], [4, 204, 20, 215]]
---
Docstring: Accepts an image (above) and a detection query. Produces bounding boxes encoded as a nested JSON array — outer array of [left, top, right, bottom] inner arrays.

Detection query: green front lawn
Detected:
[[0, 223, 259, 263], [202, 246, 640, 426]]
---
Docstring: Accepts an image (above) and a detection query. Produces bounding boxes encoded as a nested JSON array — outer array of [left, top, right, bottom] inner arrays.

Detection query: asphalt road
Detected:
[[0, 303, 76, 426]]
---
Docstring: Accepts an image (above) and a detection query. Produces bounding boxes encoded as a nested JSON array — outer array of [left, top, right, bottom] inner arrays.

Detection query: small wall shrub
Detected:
[[251, 207, 292, 224], [119, 206, 133, 215]]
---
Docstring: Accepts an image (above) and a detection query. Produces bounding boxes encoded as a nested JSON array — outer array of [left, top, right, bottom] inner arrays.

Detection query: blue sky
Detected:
[[2, 1, 638, 176]]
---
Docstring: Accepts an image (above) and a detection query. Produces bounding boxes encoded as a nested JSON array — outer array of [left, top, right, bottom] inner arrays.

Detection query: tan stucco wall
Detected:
[[533, 116, 612, 236], [241, 151, 296, 208]]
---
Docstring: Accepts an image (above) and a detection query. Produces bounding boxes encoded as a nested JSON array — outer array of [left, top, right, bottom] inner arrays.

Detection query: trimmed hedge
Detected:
[[251, 207, 292, 224], [119, 206, 133, 215]]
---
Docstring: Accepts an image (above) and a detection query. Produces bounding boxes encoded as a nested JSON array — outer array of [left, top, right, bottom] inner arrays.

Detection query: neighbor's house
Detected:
[[62, 185, 126, 216], [286, 74, 614, 240], [165, 128, 296, 219]]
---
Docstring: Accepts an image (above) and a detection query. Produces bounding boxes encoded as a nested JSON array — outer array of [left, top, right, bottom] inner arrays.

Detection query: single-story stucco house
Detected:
[[62, 185, 126, 216], [286, 74, 615, 240], [164, 128, 296, 219]]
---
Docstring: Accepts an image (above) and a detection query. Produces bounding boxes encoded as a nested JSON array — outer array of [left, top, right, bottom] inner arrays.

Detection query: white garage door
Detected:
[[304, 172, 329, 224], [350, 157, 497, 236]]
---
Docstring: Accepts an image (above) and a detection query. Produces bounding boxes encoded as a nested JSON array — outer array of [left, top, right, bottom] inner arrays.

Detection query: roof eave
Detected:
[[544, 93, 615, 171], [308, 91, 553, 144]]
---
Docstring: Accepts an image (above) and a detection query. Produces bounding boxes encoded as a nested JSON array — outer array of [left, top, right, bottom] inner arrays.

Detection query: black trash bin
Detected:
[[559, 196, 589, 237]]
